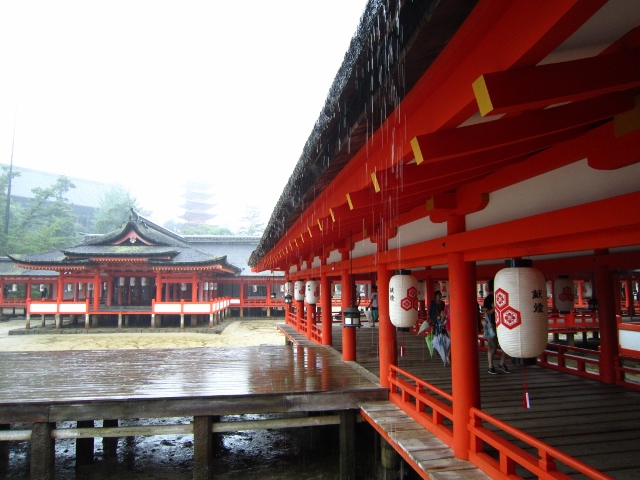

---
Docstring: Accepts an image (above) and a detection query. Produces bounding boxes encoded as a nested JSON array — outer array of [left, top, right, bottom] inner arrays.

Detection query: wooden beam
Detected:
[[473, 49, 640, 116], [411, 92, 633, 164]]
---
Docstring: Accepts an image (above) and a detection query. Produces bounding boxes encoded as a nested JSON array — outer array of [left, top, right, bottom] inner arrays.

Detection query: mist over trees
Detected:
[[0, 168, 265, 256], [238, 206, 265, 236], [0, 170, 80, 255], [92, 185, 146, 233]]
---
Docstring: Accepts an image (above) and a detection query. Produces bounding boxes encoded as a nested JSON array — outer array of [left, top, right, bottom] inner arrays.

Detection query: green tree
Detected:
[[13, 175, 80, 253], [92, 185, 145, 233], [238, 206, 264, 236], [0, 166, 23, 255]]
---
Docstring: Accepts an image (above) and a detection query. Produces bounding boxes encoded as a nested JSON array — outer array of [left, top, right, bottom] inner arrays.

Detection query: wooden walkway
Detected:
[[278, 324, 489, 479], [328, 325, 640, 479]]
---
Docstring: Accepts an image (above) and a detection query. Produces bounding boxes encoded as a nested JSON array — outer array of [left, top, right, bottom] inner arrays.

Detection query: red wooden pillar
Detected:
[[306, 301, 316, 340], [57, 276, 64, 303], [320, 273, 332, 346], [296, 295, 304, 332], [191, 275, 198, 302], [106, 278, 113, 307], [577, 279, 585, 307], [448, 252, 480, 459], [341, 268, 356, 362], [93, 274, 100, 311], [377, 263, 394, 387], [156, 275, 162, 302], [596, 262, 617, 384]]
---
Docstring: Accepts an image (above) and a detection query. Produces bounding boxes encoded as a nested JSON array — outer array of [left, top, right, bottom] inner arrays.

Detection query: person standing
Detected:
[[483, 279, 510, 375], [428, 290, 445, 330], [368, 285, 379, 326]]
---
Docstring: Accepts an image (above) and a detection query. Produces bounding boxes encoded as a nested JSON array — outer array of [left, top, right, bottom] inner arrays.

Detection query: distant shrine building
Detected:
[[0, 213, 286, 328]]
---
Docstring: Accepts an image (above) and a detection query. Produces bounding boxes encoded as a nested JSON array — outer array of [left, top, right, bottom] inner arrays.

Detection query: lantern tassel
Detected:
[[400, 332, 406, 357], [523, 366, 531, 409]]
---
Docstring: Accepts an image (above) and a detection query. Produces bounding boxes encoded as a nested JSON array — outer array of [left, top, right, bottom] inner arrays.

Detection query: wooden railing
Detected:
[[468, 408, 613, 479], [286, 310, 297, 329], [28, 300, 90, 315], [548, 310, 599, 331], [309, 322, 322, 343], [538, 343, 601, 379], [152, 297, 231, 315], [387, 365, 454, 447], [614, 354, 640, 391]]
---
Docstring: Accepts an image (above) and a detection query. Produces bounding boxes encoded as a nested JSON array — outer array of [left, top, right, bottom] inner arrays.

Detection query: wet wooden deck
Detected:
[[0, 344, 387, 424], [328, 325, 640, 479]]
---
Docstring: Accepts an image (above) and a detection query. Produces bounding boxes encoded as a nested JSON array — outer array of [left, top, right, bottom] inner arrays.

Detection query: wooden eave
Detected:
[[253, 1, 640, 273]]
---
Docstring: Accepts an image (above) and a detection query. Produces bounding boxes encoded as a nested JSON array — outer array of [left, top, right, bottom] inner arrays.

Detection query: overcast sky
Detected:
[[0, 0, 367, 230]]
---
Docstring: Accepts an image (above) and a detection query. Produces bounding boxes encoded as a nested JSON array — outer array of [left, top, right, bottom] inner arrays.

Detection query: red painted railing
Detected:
[[286, 310, 297, 329], [538, 343, 601, 379], [388, 365, 454, 447], [309, 322, 322, 343], [548, 311, 599, 331], [468, 408, 613, 479], [614, 354, 640, 391]]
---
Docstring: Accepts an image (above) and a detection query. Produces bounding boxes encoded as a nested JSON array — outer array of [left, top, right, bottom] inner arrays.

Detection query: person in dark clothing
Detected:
[[428, 290, 445, 330], [483, 279, 510, 375]]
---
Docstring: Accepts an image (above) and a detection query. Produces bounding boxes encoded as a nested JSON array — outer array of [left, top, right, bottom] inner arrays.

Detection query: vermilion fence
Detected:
[[468, 407, 613, 479], [387, 365, 454, 446]]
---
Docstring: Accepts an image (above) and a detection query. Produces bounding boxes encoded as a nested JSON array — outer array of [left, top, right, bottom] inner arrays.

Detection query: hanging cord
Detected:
[[523, 365, 530, 409]]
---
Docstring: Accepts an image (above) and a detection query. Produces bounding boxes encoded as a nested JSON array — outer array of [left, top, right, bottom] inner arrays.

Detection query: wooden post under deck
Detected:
[[102, 419, 118, 458], [193, 416, 213, 480], [339, 409, 356, 480], [31, 422, 55, 480], [76, 420, 94, 467]]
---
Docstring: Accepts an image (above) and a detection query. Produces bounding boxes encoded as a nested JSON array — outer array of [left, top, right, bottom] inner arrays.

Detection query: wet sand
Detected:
[[0, 317, 288, 351]]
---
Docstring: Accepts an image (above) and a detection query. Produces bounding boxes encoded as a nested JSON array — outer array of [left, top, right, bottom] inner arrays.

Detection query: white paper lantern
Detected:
[[212, 282, 217, 291], [284, 281, 293, 296], [119, 277, 125, 286], [88, 282, 94, 291], [305, 279, 320, 305], [141, 277, 148, 286], [130, 277, 136, 287], [11, 284, 17, 292], [553, 276, 574, 313], [417, 280, 426, 302], [582, 281, 593, 299], [294, 280, 305, 302], [389, 271, 419, 330], [39, 284, 45, 291], [494, 259, 548, 358], [439, 280, 449, 297], [181, 283, 187, 291], [78, 283, 84, 291]]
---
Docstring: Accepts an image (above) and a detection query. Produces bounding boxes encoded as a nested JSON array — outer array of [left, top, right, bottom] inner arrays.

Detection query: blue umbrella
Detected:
[[432, 331, 450, 366]]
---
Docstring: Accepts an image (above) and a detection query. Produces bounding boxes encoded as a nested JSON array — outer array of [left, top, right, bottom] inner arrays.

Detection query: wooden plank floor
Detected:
[[330, 325, 640, 479], [361, 401, 490, 480], [0, 343, 387, 424]]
